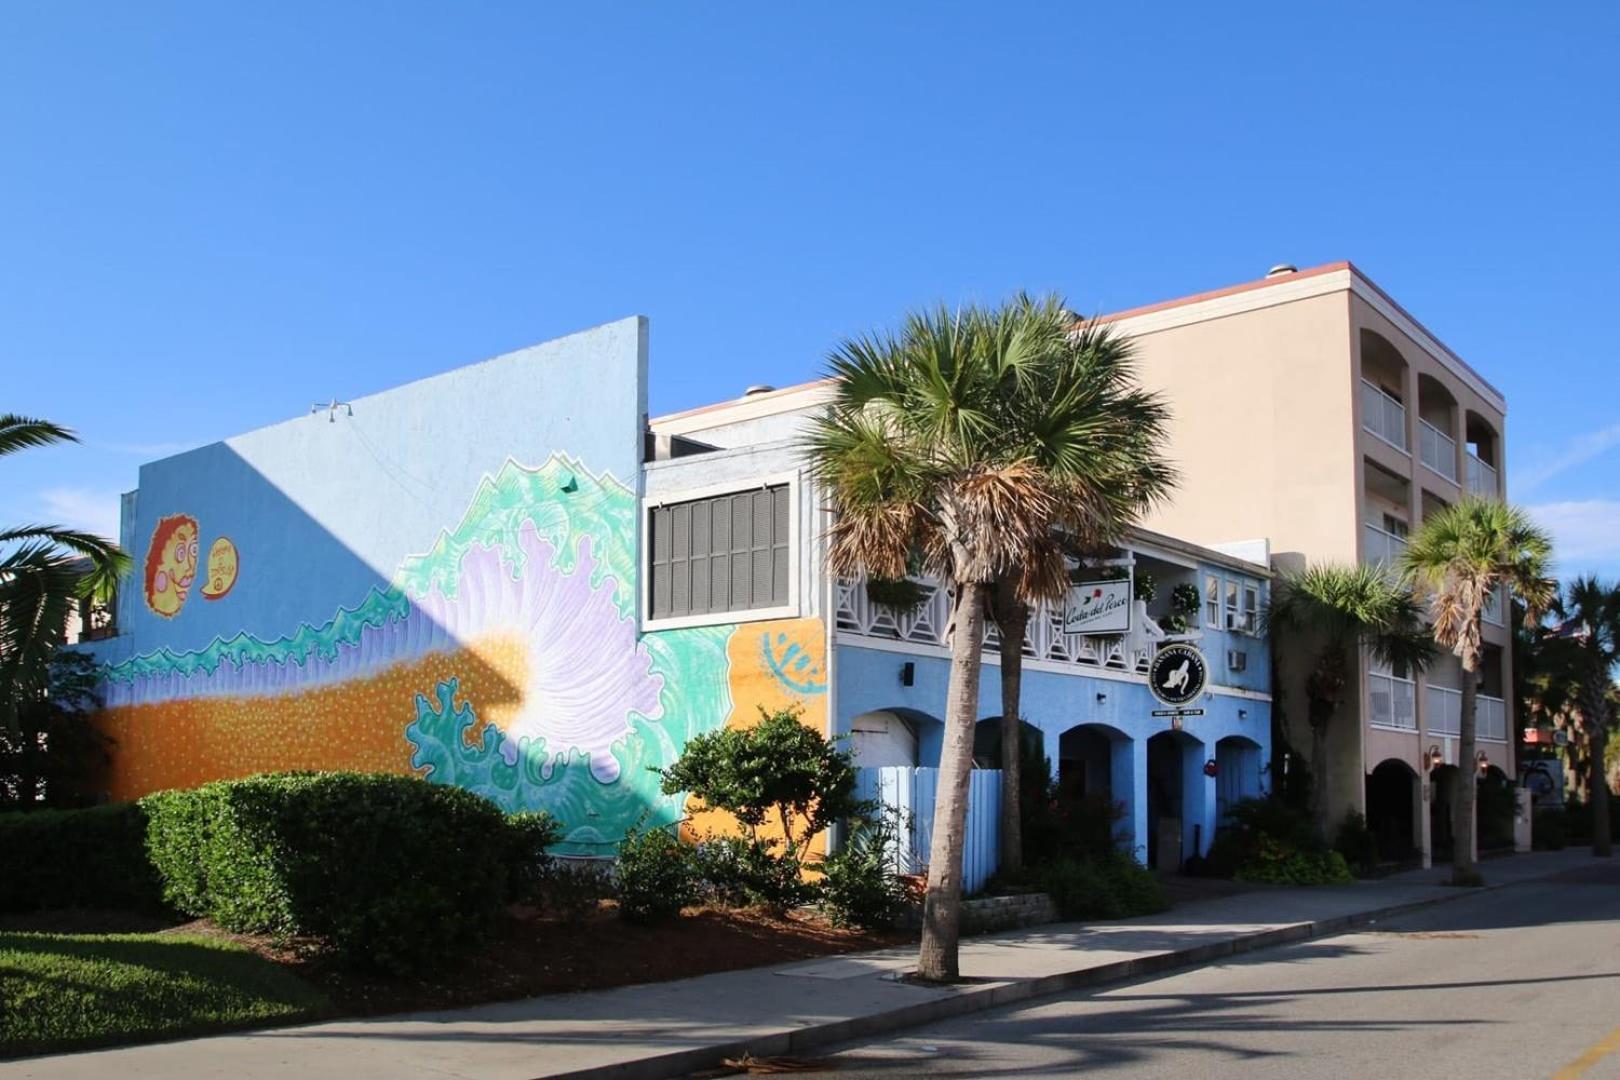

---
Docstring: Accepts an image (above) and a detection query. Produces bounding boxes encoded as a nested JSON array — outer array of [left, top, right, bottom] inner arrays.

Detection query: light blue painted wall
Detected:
[[106, 317, 647, 657]]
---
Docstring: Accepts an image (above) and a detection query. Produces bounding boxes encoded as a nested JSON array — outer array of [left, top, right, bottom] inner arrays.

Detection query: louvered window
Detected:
[[649, 485, 790, 619]]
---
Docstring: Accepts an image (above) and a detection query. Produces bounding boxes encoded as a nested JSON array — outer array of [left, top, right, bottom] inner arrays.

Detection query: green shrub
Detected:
[[504, 810, 563, 903], [1533, 807, 1569, 850], [818, 816, 905, 929], [692, 835, 816, 910], [1038, 852, 1168, 920], [141, 772, 515, 973], [0, 803, 164, 914], [616, 824, 699, 923], [1333, 810, 1379, 876], [1234, 835, 1354, 885]]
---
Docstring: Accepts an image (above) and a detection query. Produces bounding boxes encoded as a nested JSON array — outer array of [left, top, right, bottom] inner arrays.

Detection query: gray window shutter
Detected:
[[647, 483, 791, 619]]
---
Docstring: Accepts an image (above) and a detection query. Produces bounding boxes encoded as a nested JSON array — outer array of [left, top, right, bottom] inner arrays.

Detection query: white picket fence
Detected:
[[854, 766, 1002, 894]]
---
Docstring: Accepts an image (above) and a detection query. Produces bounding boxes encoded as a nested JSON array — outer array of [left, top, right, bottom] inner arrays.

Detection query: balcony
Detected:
[[1424, 686, 1506, 741], [1466, 453, 1498, 497], [1419, 419, 1458, 482], [1482, 586, 1505, 627], [834, 574, 1158, 674], [1363, 522, 1409, 569], [1370, 670, 1417, 730], [1362, 379, 1408, 452]]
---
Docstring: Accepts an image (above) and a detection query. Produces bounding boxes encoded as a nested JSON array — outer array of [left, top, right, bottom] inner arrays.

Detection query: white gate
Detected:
[[854, 766, 1002, 894]]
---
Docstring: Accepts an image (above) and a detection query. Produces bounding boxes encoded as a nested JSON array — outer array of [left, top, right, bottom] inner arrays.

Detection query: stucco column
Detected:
[[1112, 736, 1147, 864], [1183, 740, 1217, 860], [1418, 770, 1433, 869]]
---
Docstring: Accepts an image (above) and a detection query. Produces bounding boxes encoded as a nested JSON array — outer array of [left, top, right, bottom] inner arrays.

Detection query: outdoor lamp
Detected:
[[1428, 745, 1444, 769]]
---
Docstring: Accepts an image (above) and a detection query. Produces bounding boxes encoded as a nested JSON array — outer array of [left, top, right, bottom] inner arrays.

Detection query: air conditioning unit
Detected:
[[1227, 649, 1248, 672]]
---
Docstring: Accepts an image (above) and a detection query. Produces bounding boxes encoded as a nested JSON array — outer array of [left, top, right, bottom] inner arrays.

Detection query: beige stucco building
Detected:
[[1107, 261, 1511, 865]]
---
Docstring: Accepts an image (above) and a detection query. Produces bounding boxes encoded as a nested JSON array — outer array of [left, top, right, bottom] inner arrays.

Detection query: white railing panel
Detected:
[[1362, 379, 1408, 450], [1364, 523, 1409, 569], [1479, 695, 1507, 742], [1426, 685, 1462, 737], [1466, 453, 1499, 497], [1482, 586, 1505, 626], [1419, 419, 1458, 481], [1370, 672, 1416, 730]]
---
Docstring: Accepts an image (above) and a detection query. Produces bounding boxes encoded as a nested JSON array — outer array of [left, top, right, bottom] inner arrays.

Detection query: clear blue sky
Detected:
[[3, 3, 1615, 580]]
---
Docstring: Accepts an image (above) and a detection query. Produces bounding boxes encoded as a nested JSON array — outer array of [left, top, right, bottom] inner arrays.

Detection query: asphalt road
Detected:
[[789, 860, 1620, 1080]]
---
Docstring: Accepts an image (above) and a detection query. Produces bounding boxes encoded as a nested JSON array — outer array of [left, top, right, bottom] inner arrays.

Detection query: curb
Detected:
[[540, 878, 1529, 1080]]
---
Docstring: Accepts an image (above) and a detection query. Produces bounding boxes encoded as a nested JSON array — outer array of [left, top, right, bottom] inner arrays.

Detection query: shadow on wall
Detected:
[[84, 442, 814, 856]]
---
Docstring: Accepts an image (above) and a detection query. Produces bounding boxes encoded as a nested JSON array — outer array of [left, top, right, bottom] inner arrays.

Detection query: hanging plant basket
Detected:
[[1134, 571, 1157, 603], [1171, 582, 1201, 617], [866, 577, 929, 615]]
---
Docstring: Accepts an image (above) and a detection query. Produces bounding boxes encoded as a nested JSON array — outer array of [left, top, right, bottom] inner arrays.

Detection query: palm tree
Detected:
[[807, 298, 1160, 980], [981, 304, 1174, 877], [1, 415, 129, 729], [1401, 498, 1554, 884], [1265, 563, 1434, 825], [1540, 577, 1619, 856]]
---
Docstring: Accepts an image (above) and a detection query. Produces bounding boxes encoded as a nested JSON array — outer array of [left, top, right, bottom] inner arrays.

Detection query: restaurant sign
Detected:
[[1062, 578, 1132, 635]]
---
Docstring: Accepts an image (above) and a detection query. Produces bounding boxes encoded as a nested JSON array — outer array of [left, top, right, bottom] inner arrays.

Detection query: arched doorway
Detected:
[[973, 716, 1044, 770], [1214, 735, 1263, 822], [1478, 764, 1515, 852], [1367, 758, 1419, 862], [1147, 729, 1206, 872], [847, 709, 944, 770], [1430, 764, 1460, 862]]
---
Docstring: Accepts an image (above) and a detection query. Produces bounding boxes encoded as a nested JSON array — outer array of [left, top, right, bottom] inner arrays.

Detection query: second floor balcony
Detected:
[[1419, 418, 1458, 482], [1362, 379, 1408, 452], [1425, 685, 1507, 742], [1363, 521, 1409, 569]]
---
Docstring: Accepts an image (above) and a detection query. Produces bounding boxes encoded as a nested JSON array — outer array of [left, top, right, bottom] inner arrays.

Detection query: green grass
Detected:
[[1, 931, 329, 1059]]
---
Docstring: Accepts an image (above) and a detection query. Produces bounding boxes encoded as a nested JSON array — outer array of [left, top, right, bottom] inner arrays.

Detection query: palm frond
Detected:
[[0, 414, 79, 459]]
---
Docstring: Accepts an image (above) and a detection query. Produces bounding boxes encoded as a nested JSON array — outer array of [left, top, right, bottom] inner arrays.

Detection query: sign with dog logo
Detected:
[[1149, 642, 1207, 707], [1062, 577, 1132, 635]]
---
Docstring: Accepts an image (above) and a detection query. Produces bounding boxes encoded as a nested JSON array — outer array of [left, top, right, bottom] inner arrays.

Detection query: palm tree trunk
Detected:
[[1455, 667, 1479, 882], [1309, 717, 1328, 827], [993, 576, 1026, 879], [1589, 712, 1612, 858], [917, 578, 989, 982]]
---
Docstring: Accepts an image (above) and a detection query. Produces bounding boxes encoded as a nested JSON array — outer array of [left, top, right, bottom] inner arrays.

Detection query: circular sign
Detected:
[[1149, 643, 1208, 707]]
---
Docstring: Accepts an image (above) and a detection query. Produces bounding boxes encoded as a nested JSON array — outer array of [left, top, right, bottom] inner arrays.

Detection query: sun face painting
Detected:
[[143, 514, 200, 618]]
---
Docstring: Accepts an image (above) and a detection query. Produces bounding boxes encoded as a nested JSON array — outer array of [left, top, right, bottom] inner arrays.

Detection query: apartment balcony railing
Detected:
[[1427, 685, 1462, 737], [1483, 586, 1505, 627], [1370, 671, 1417, 730], [834, 575, 1157, 674], [1362, 379, 1408, 451], [1424, 686, 1507, 742], [1419, 419, 1458, 482], [1363, 522, 1409, 569], [1466, 453, 1499, 497]]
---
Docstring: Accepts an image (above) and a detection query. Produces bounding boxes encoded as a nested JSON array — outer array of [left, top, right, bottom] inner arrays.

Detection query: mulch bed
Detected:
[[3, 904, 913, 1018]]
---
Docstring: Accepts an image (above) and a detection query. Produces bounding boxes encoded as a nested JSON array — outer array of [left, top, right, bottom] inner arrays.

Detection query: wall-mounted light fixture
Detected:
[[899, 661, 915, 687], [1476, 750, 1491, 773], [1428, 744, 1445, 770], [1096, 691, 1108, 704], [1238, 708, 1248, 720]]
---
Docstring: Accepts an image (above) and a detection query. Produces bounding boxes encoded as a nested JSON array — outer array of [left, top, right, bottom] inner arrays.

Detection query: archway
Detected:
[[1214, 735, 1263, 822], [847, 708, 944, 770], [1147, 729, 1206, 872], [973, 716, 1044, 770], [1367, 758, 1419, 862], [1430, 764, 1460, 862], [1478, 764, 1515, 852]]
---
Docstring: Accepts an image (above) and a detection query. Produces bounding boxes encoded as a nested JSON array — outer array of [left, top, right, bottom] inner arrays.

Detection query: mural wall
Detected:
[[89, 319, 828, 854]]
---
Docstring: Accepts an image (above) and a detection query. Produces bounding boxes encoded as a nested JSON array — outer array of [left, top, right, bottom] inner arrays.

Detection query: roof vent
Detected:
[[1266, 263, 1297, 278], [741, 384, 776, 398]]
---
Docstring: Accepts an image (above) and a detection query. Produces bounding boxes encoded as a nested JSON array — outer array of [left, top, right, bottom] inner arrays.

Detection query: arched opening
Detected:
[[1479, 764, 1515, 852], [1464, 411, 1501, 496], [847, 708, 944, 770], [1415, 374, 1460, 483], [1367, 758, 1420, 862], [1359, 329, 1411, 452], [973, 716, 1045, 770], [1147, 729, 1206, 872], [1214, 735, 1263, 822]]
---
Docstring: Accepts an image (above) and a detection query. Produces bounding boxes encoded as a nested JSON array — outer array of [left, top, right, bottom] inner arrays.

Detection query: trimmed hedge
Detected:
[[0, 803, 164, 914], [141, 772, 524, 973]]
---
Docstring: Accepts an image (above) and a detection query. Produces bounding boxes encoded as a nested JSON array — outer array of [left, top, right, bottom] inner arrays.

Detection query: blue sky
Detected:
[[3, 3, 1616, 580]]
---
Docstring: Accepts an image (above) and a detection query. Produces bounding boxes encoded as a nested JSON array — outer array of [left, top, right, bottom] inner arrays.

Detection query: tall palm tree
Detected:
[[1, 415, 129, 729], [808, 298, 1151, 981], [1266, 563, 1434, 826], [1401, 498, 1554, 884], [1540, 576, 1619, 857], [981, 304, 1174, 877]]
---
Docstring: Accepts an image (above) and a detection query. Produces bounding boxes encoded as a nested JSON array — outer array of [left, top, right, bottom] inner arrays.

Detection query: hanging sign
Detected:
[[1062, 578, 1132, 635], [1149, 642, 1208, 708]]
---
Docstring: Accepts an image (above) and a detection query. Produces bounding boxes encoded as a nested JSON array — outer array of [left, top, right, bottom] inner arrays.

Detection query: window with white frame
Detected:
[[1205, 571, 1263, 634], [1243, 580, 1261, 633], [648, 484, 790, 620], [1204, 573, 1221, 629]]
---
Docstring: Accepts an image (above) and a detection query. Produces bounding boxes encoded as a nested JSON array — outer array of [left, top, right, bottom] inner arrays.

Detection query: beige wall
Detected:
[[1126, 290, 1361, 569]]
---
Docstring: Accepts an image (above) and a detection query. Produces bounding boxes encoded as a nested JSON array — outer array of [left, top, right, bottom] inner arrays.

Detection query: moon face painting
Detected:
[[201, 537, 239, 601], [144, 515, 200, 618]]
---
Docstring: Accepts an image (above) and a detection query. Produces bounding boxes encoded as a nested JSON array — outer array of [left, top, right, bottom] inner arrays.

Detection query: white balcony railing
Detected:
[[1480, 694, 1507, 742], [1483, 586, 1505, 626], [1466, 453, 1499, 497], [1362, 379, 1408, 451], [1419, 419, 1458, 482], [1370, 671, 1417, 730], [834, 575, 1159, 675], [1424, 686, 1506, 742], [1364, 522, 1409, 569], [1427, 685, 1462, 737]]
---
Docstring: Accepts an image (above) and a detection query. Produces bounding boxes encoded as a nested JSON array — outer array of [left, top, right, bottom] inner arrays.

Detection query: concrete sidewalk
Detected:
[[13, 850, 1596, 1080]]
